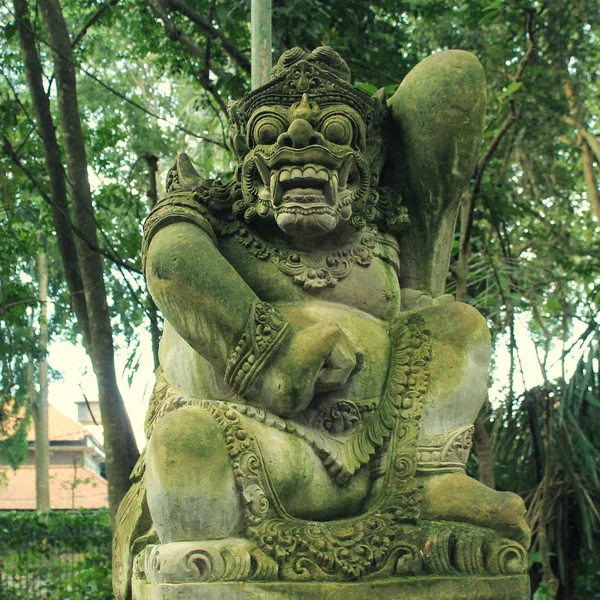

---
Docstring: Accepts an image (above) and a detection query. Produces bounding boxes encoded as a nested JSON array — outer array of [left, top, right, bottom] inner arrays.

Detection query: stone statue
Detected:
[[113, 47, 530, 600]]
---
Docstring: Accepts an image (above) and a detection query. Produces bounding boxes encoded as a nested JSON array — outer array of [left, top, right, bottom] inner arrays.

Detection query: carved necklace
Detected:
[[218, 219, 395, 290], [170, 176, 401, 290]]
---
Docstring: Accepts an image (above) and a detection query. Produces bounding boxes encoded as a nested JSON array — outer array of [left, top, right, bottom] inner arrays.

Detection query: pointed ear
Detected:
[[372, 87, 387, 107], [366, 136, 384, 174], [177, 153, 202, 187]]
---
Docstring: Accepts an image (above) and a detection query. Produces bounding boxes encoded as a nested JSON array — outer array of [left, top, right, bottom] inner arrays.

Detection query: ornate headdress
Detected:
[[229, 47, 387, 160]]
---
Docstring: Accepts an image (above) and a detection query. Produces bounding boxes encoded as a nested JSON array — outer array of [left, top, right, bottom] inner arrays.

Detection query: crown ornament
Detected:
[[229, 47, 387, 159]]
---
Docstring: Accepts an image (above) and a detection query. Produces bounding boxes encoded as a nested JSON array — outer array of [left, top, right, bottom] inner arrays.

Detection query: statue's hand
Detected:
[[401, 288, 455, 311], [248, 322, 357, 418]]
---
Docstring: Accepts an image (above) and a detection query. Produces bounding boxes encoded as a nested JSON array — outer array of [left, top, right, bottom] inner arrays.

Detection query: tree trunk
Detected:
[[455, 192, 471, 303], [12, 0, 91, 350], [564, 80, 600, 225], [539, 392, 559, 597], [37, 0, 139, 523], [581, 139, 600, 222], [34, 250, 50, 511], [14, 0, 139, 522]]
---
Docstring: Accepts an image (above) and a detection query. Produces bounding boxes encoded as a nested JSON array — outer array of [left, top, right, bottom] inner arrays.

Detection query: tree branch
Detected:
[[455, 8, 539, 301], [1, 298, 52, 311], [71, 0, 119, 48], [147, 0, 232, 119], [6, 2, 228, 149], [2, 136, 142, 275], [564, 115, 600, 164], [167, 0, 251, 75]]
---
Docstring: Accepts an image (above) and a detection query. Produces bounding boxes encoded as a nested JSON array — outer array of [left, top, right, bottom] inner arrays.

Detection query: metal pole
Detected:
[[251, 0, 272, 89]]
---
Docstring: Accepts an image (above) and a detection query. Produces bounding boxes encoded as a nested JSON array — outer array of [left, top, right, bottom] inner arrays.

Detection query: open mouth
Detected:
[[254, 154, 357, 209]]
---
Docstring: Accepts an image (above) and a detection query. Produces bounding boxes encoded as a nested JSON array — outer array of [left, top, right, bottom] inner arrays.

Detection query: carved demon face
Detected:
[[242, 93, 369, 239], [228, 48, 392, 243]]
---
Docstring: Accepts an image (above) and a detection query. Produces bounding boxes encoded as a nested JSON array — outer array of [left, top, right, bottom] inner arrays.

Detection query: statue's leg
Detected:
[[415, 302, 530, 547], [146, 406, 243, 542], [248, 417, 372, 520]]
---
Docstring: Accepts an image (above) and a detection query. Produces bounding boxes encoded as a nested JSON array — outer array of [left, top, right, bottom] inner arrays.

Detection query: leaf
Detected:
[[483, 0, 503, 11], [533, 583, 555, 600], [484, 128, 503, 138], [528, 551, 555, 567], [506, 82, 524, 95], [355, 81, 378, 95], [498, 81, 524, 103], [583, 395, 600, 409]]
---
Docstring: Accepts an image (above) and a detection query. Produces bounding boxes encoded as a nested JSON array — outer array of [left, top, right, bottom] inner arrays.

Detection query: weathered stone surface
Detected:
[[385, 50, 487, 297], [133, 577, 530, 600], [113, 46, 529, 600]]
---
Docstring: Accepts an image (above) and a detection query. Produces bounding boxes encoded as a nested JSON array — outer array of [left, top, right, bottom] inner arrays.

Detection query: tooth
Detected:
[[280, 170, 290, 182], [328, 172, 339, 204], [271, 172, 281, 205], [291, 168, 302, 180], [304, 167, 317, 179], [272, 172, 285, 206], [254, 154, 271, 187], [339, 155, 355, 189], [316, 170, 328, 181]]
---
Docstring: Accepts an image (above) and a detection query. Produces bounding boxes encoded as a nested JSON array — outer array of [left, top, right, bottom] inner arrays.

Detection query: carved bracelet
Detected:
[[225, 302, 290, 395]]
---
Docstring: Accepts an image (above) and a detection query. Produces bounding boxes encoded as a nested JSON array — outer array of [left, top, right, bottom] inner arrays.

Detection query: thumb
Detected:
[[314, 334, 357, 393]]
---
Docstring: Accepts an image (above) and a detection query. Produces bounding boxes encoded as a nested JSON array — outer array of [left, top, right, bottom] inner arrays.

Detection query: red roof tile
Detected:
[[27, 405, 88, 443], [0, 465, 108, 510]]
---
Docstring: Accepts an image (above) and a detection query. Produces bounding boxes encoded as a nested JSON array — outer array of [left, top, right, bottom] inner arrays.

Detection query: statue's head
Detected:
[[229, 47, 396, 241]]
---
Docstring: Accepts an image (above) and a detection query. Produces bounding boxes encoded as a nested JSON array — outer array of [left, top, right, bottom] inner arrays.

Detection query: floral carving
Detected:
[[145, 313, 434, 581], [417, 425, 475, 473]]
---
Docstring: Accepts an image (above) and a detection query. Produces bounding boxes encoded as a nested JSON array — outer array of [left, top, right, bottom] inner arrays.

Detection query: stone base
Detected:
[[133, 575, 530, 600]]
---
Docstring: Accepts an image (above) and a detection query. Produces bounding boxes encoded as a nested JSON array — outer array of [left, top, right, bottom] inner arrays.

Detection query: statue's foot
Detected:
[[136, 538, 279, 584], [419, 472, 530, 548]]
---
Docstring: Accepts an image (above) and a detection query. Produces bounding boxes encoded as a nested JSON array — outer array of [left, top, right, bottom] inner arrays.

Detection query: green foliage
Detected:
[[494, 332, 600, 597], [535, 582, 557, 600], [0, 175, 40, 468], [572, 552, 600, 600], [0, 509, 112, 600], [2, 0, 600, 596], [0, 508, 111, 553]]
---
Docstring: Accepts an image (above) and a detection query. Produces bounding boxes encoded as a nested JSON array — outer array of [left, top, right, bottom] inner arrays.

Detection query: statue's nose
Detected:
[[278, 119, 323, 149]]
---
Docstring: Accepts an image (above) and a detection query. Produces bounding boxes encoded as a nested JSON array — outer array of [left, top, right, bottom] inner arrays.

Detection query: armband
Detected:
[[225, 302, 290, 395]]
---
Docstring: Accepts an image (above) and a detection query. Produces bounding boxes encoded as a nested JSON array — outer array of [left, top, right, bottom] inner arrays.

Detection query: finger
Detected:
[[314, 338, 357, 393]]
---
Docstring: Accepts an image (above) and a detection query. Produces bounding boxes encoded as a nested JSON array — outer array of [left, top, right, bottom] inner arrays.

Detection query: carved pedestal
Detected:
[[133, 578, 530, 600], [131, 523, 529, 599]]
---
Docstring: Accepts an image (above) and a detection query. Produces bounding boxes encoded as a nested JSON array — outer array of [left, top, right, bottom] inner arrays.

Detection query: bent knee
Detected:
[[419, 301, 490, 353], [149, 406, 225, 462]]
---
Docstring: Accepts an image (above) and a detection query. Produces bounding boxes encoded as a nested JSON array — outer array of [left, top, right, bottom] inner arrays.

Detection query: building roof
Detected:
[[0, 464, 109, 510], [27, 405, 89, 443]]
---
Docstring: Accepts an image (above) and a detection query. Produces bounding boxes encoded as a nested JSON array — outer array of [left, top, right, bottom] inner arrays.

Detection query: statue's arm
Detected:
[[146, 222, 261, 371], [383, 50, 486, 298], [145, 222, 356, 416]]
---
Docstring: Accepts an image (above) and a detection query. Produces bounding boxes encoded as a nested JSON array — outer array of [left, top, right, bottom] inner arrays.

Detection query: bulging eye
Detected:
[[252, 116, 285, 145], [321, 115, 353, 145]]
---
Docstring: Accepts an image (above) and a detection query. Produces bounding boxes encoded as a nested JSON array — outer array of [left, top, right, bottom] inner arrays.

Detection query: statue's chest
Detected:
[[218, 235, 401, 321]]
